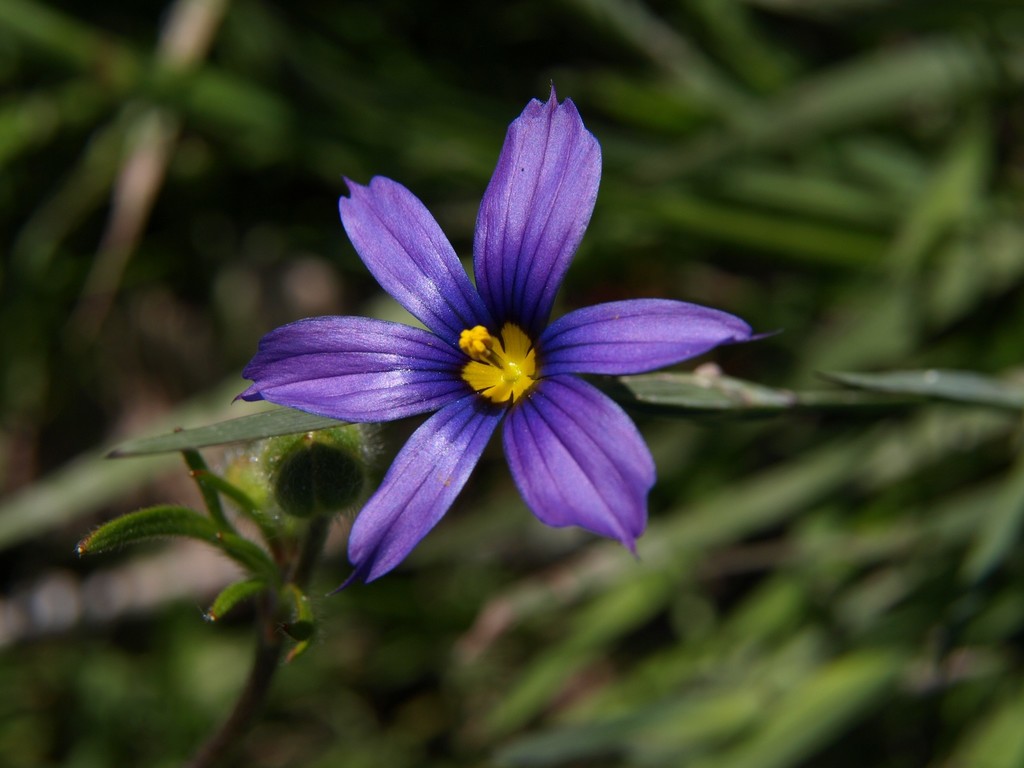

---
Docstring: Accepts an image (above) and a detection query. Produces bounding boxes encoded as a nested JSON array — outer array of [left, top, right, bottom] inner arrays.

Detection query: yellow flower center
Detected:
[[459, 323, 538, 405]]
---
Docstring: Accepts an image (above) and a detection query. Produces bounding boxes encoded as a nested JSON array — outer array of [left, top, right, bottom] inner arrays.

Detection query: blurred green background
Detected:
[[2, 0, 1024, 765]]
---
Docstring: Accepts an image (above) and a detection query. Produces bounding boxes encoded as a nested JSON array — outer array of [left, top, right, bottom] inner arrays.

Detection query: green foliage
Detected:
[[824, 369, 1024, 410], [109, 408, 348, 457], [281, 583, 316, 663], [2, 0, 1024, 766], [77, 504, 280, 583], [205, 578, 267, 622]]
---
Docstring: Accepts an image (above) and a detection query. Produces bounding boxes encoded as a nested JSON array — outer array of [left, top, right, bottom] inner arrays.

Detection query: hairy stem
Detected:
[[183, 595, 283, 768], [290, 515, 331, 589], [184, 516, 332, 768]]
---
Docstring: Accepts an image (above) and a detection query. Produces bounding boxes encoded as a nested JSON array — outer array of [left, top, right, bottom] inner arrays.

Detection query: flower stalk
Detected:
[[184, 511, 329, 768]]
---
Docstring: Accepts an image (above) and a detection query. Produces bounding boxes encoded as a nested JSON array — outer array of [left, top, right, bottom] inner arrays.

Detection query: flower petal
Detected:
[[474, 88, 601, 336], [239, 316, 467, 421], [343, 396, 503, 584], [539, 299, 753, 376], [503, 376, 653, 551], [340, 176, 492, 343]]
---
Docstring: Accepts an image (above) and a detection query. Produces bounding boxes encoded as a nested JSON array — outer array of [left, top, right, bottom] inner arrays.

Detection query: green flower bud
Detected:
[[266, 426, 367, 519]]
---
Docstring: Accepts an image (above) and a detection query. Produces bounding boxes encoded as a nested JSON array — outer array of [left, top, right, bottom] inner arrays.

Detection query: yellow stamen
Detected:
[[459, 323, 538, 405], [459, 325, 496, 362]]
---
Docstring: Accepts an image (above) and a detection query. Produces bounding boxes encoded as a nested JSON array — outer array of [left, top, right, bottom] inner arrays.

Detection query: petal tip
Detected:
[[331, 561, 374, 592], [339, 175, 360, 198], [340, 176, 389, 205], [235, 385, 263, 403], [617, 518, 646, 556], [747, 329, 780, 343]]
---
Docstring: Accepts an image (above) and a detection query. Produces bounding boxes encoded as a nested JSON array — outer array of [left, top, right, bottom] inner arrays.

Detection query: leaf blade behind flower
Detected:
[[108, 407, 348, 457], [823, 369, 1024, 410], [604, 372, 910, 416]]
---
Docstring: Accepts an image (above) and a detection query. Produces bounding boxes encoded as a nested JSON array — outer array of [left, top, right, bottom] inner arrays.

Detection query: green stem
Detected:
[[183, 515, 333, 767], [182, 449, 233, 532], [183, 592, 283, 768], [289, 515, 331, 589], [191, 469, 282, 554]]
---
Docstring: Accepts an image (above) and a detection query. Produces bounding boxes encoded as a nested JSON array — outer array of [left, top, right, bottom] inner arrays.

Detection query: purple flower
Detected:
[[240, 89, 753, 584]]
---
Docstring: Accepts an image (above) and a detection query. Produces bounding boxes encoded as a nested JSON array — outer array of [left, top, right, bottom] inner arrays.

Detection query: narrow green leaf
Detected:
[[946, 686, 1024, 768], [0, 378, 252, 550], [645, 192, 886, 267], [78, 505, 279, 582], [0, 0, 138, 74], [605, 372, 906, 416], [77, 505, 221, 554], [567, 0, 754, 120], [109, 407, 347, 457], [190, 468, 281, 553], [182, 449, 232, 532], [282, 583, 315, 663], [190, 470, 260, 515], [887, 112, 989, 277], [696, 652, 904, 768], [962, 450, 1024, 583], [611, 372, 795, 412], [205, 578, 267, 622], [638, 36, 1003, 178], [485, 571, 678, 737], [689, 0, 796, 93], [496, 689, 763, 767], [823, 369, 1024, 409], [713, 164, 897, 227]]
